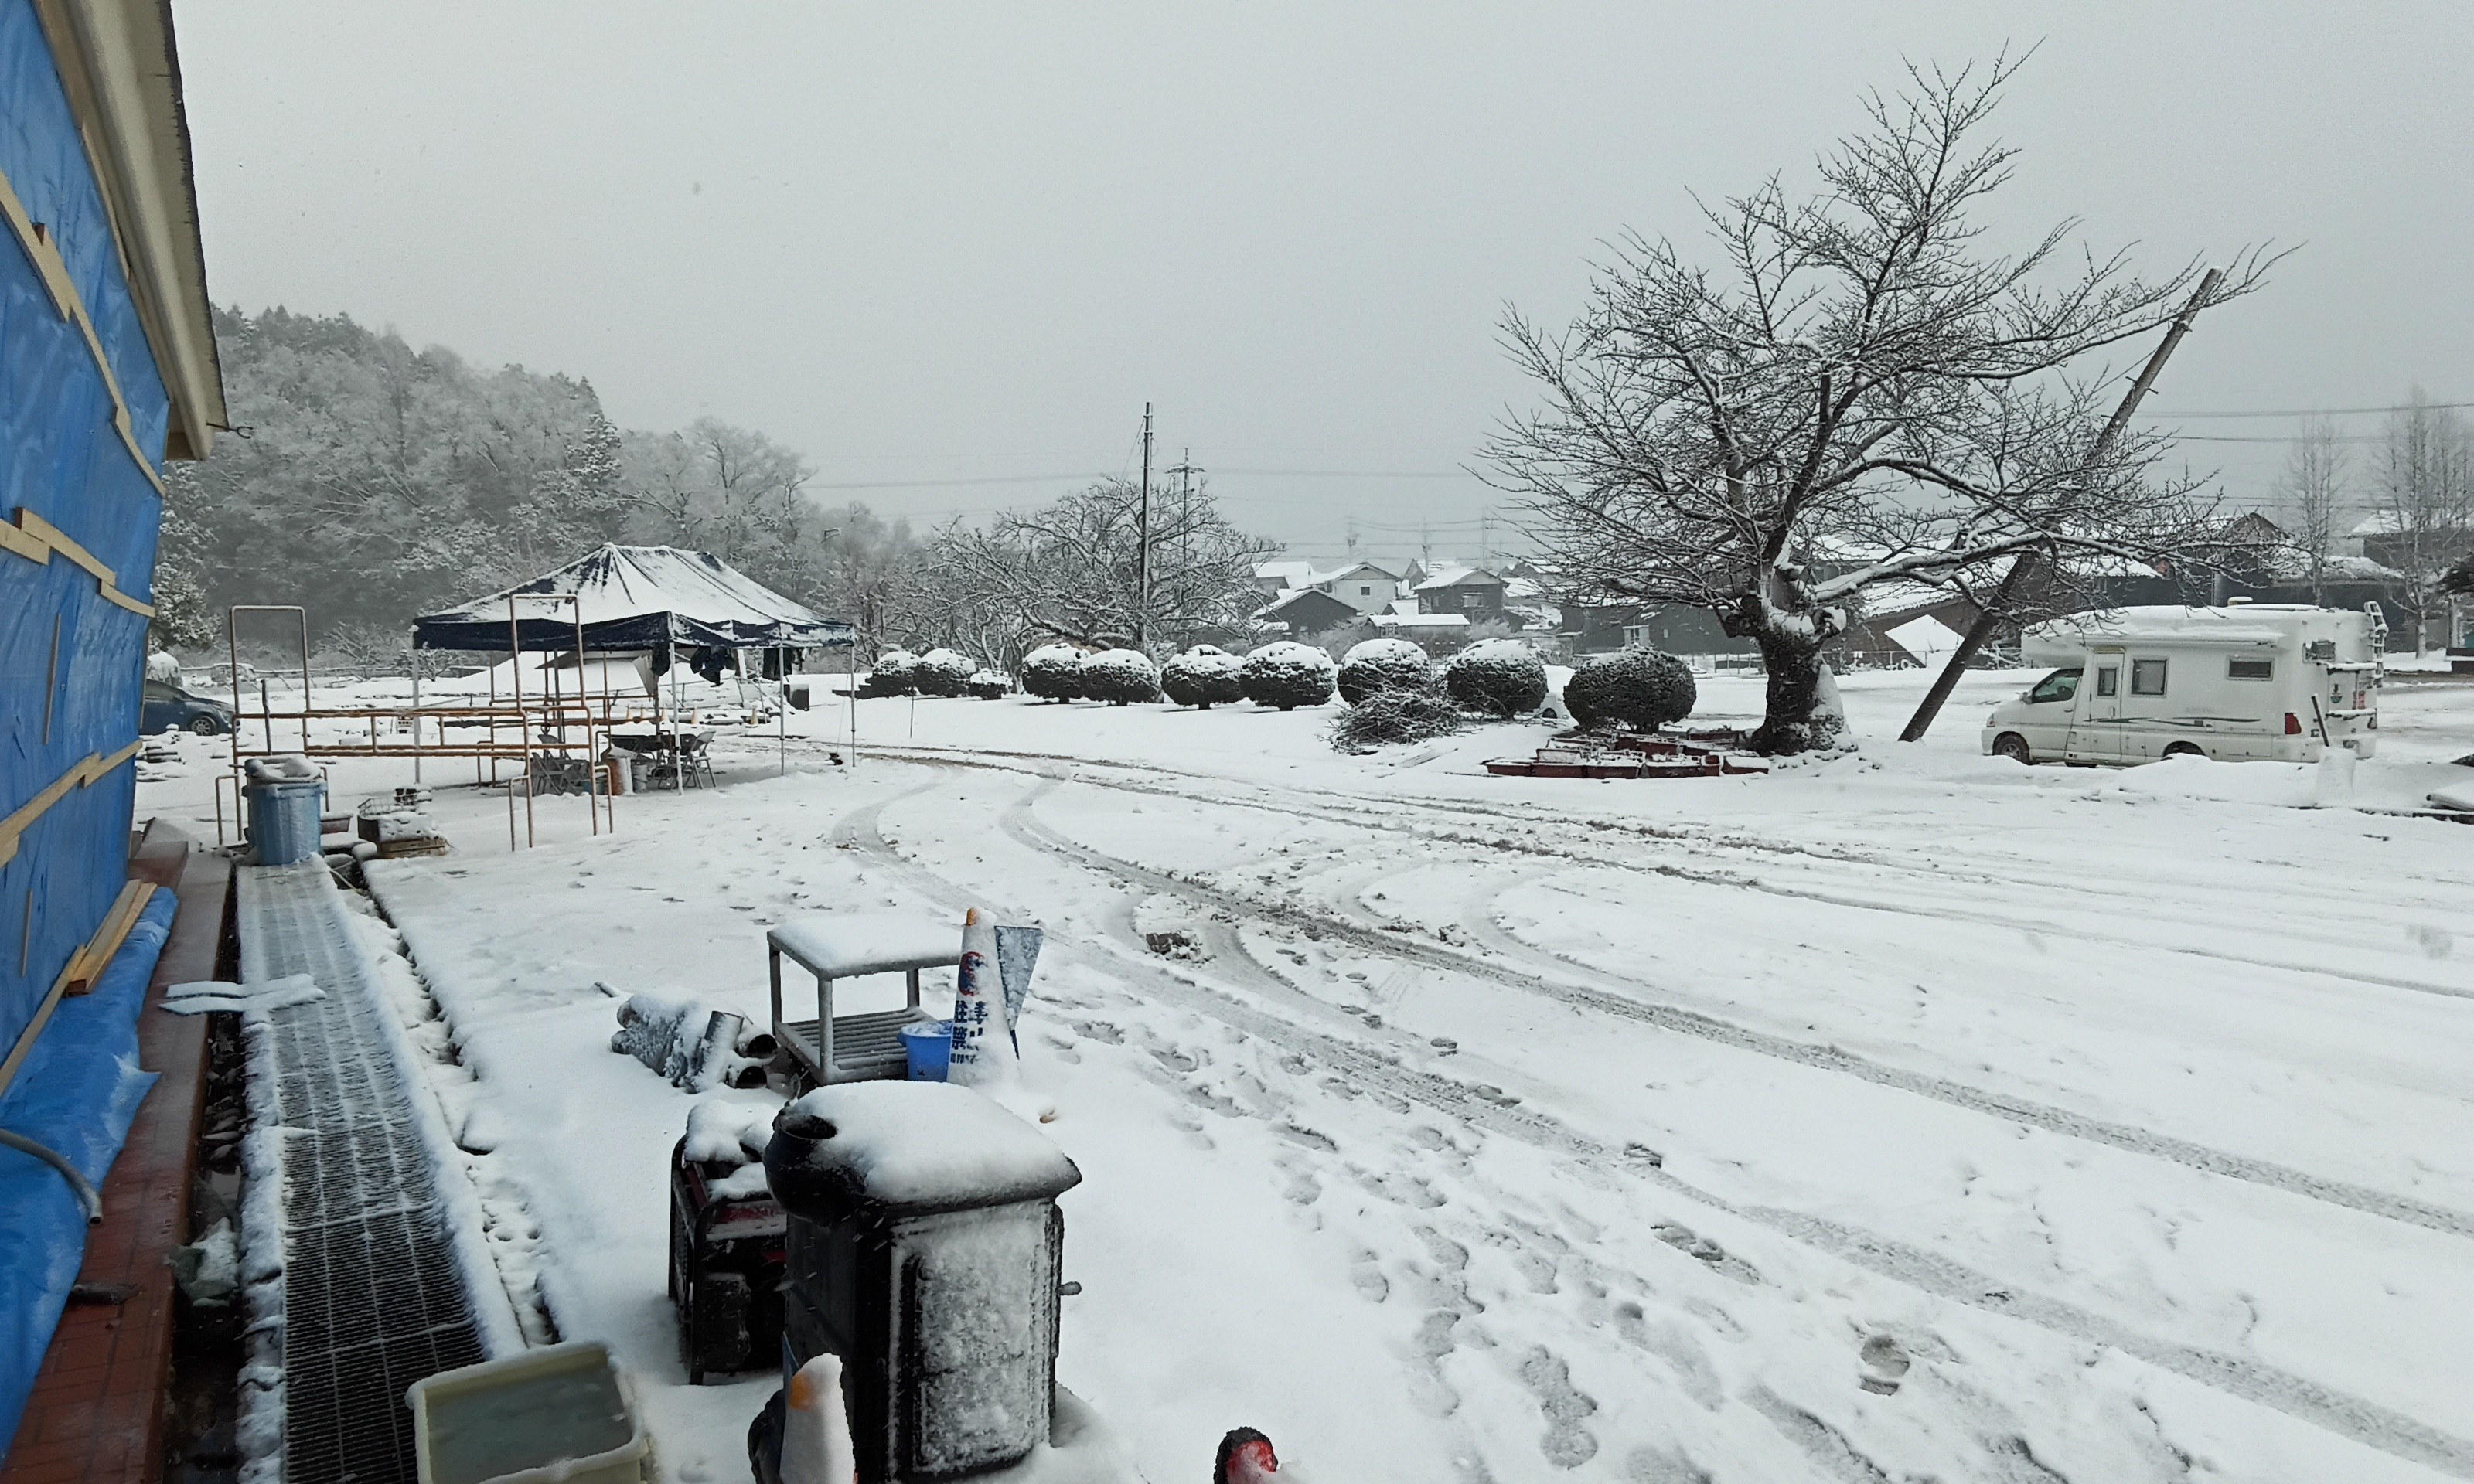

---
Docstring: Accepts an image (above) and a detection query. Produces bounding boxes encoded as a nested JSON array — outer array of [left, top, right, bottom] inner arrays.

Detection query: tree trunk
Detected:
[[1746, 628, 1846, 755]]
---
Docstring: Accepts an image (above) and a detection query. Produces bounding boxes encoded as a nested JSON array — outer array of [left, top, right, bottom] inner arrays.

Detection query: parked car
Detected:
[[1982, 603, 2382, 765], [141, 680, 234, 734]]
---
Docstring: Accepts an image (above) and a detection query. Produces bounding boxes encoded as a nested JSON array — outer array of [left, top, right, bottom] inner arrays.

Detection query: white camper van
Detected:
[[1981, 604, 2384, 765]]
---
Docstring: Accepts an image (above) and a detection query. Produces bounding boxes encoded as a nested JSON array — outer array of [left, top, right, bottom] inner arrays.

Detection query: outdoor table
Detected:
[[766, 913, 959, 1087]]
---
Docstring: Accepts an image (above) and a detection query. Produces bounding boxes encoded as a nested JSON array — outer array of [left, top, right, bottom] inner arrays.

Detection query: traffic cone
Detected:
[[947, 907, 1021, 1087], [781, 1353, 857, 1484]]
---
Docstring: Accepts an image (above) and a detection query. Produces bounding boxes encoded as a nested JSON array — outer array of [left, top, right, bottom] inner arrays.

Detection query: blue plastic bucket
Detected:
[[900, 1020, 953, 1081]]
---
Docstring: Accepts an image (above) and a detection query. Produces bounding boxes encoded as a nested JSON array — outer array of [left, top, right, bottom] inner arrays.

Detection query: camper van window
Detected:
[[2095, 667, 2118, 697], [2027, 669, 2080, 704], [2227, 658, 2274, 681], [2131, 659, 2169, 696]]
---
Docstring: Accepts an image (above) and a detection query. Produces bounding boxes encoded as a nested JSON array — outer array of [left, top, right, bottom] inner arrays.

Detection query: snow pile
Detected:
[[859, 649, 919, 698], [241, 753, 320, 785], [1240, 642, 1338, 711], [914, 648, 980, 697], [683, 1098, 776, 1166], [1077, 649, 1160, 706], [1336, 637, 1434, 705], [768, 1082, 1080, 1211], [1330, 687, 1465, 751], [1565, 645, 1698, 730], [1444, 638, 1548, 717], [1021, 645, 1085, 702], [1159, 645, 1245, 709]]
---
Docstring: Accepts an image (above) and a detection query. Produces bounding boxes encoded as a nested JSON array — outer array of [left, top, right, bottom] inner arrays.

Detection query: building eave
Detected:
[[35, 0, 223, 461]]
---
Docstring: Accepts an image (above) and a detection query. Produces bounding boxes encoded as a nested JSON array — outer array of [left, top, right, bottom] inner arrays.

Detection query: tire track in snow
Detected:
[[854, 744, 2474, 1006], [840, 773, 2474, 1480], [990, 776, 2474, 1244]]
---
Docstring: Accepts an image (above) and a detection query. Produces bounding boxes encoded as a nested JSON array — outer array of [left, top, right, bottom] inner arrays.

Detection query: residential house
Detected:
[[1256, 586, 1361, 638], [1413, 566, 1509, 621]]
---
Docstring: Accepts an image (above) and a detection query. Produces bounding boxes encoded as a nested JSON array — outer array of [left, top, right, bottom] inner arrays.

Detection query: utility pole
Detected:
[[1899, 267, 2225, 743], [1136, 402, 1154, 650]]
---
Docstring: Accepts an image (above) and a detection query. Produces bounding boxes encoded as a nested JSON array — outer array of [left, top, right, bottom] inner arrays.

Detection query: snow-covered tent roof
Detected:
[[412, 543, 854, 652]]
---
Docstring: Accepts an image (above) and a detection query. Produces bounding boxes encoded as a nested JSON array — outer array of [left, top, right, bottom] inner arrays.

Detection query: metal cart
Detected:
[[766, 914, 961, 1088]]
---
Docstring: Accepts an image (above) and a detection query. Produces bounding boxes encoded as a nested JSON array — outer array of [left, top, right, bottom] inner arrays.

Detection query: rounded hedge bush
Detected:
[[1337, 637, 1435, 706], [1240, 641, 1338, 711], [1563, 646, 1697, 730], [1079, 648, 1161, 706], [1444, 638, 1547, 718], [911, 648, 976, 697], [1020, 643, 1085, 702], [857, 648, 918, 698], [1160, 645, 1245, 709], [966, 670, 1010, 700]]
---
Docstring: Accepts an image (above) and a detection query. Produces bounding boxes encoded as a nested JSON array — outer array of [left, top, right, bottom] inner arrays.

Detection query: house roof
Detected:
[[1318, 559, 1401, 583], [1413, 567, 1507, 591], [1256, 587, 1361, 627], [1252, 560, 1315, 587]]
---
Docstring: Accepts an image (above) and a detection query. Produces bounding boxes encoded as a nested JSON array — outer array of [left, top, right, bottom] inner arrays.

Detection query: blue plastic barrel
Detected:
[[899, 1020, 952, 1081], [244, 772, 327, 866]]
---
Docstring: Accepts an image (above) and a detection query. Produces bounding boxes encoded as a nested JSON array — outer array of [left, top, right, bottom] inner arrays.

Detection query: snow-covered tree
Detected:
[[2275, 417, 2347, 608], [1020, 643, 1085, 702], [1336, 638, 1435, 705], [2372, 393, 2474, 654], [1565, 647, 1697, 730], [1240, 642, 1338, 710], [1487, 59, 2268, 753], [922, 478, 1275, 653], [1079, 648, 1161, 706], [1160, 645, 1245, 709], [1445, 639, 1547, 718], [911, 648, 977, 696]]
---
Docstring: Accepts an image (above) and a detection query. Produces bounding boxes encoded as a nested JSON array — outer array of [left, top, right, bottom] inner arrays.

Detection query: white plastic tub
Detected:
[[407, 1341, 649, 1484]]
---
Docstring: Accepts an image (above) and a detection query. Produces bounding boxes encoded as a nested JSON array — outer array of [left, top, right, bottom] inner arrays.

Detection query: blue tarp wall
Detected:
[[0, 890, 172, 1451], [1, 0, 179, 1455], [0, 0, 169, 1060]]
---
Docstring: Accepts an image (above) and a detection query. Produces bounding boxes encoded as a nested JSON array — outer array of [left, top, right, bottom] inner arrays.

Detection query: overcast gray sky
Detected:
[[179, 2, 2474, 562]]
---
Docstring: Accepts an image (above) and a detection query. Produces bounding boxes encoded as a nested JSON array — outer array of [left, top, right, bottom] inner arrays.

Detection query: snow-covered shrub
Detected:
[[857, 648, 917, 698], [1020, 643, 1085, 702], [1079, 648, 1160, 706], [1444, 638, 1547, 718], [1337, 638, 1435, 706], [1564, 646, 1697, 730], [911, 648, 977, 697], [1330, 688, 1466, 752], [1240, 642, 1338, 711], [1160, 645, 1244, 709], [967, 670, 1010, 700]]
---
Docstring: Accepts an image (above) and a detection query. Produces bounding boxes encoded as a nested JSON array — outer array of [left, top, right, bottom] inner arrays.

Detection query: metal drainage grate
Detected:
[[238, 863, 487, 1484]]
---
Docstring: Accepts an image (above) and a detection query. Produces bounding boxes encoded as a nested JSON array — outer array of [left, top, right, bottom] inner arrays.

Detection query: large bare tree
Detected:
[[1488, 58, 2270, 754], [2275, 416, 2347, 606], [922, 477, 1273, 655], [2372, 393, 2474, 655]]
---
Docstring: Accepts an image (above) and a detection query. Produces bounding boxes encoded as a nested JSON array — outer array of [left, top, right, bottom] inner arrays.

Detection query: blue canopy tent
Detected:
[[411, 543, 852, 657]]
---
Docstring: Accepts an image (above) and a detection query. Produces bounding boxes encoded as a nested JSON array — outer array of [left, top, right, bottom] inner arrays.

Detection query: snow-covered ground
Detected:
[[136, 669, 2474, 1482]]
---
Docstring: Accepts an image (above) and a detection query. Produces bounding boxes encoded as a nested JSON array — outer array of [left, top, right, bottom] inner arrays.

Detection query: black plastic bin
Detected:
[[762, 1082, 1081, 1482]]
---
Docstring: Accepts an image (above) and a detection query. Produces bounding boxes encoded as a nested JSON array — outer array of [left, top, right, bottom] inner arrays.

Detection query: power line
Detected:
[[2146, 399, 2472, 420]]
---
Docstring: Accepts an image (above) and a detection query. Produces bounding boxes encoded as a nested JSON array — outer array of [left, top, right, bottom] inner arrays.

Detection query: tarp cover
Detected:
[[0, 888, 175, 1451], [411, 544, 854, 654]]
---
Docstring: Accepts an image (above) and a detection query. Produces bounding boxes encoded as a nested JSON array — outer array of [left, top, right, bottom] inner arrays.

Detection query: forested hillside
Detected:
[[159, 306, 846, 654]]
